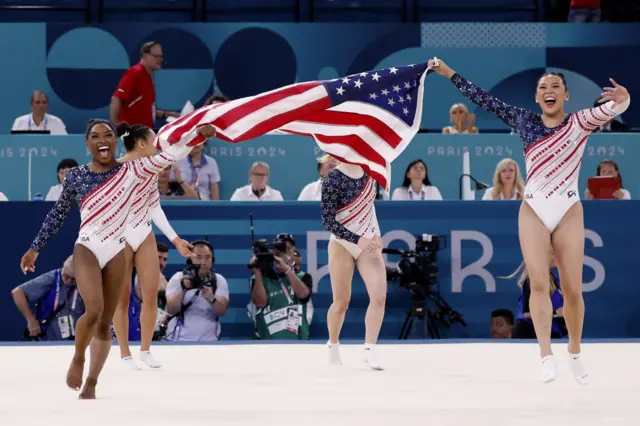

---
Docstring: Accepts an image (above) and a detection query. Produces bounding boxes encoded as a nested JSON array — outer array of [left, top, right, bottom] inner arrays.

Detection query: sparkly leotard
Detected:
[[451, 73, 630, 232], [321, 163, 379, 258], [30, 144, 192, 267]]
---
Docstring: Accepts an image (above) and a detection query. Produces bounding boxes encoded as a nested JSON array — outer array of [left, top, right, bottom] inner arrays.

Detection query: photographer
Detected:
[[164, 240, 229, 341], [11, 255, 84, 341], [251, 235, 312, 340]]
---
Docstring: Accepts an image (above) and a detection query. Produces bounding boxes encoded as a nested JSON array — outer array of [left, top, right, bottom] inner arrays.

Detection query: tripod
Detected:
[[398, 307, 441, 339]]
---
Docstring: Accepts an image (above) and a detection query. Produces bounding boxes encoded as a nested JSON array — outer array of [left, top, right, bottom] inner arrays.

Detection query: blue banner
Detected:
[[0, 23, 638, 134], [1, 201, 639, 341], [1, 133, 638, 202]]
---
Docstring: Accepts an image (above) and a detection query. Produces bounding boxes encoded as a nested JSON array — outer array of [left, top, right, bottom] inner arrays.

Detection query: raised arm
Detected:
[[576, 79, 631, 131], [29, 171, 77, 253], [320, 175, 361, 245], [428, 58, 531, 129]]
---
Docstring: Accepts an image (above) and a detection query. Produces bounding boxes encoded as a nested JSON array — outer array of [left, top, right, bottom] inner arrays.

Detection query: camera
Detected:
[[383, 234, 466, 339], [182, 262, 217, 291], [247, 238, 287, 273]]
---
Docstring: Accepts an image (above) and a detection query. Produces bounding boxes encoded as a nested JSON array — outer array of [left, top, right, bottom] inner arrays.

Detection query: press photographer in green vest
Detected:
[[250, 234, 313, 340]]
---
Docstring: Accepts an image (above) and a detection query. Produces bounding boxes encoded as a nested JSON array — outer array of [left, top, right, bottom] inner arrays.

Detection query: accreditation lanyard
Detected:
[[28, 115, 48, 130], [188, 157, 202, 187], [408, 189, 425, 200], [273, 269, 294, 305], [52, 270, 78, 311]]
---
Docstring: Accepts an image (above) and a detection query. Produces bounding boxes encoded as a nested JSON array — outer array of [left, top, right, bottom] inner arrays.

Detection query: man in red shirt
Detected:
[[568, 0, 600, 22], [110, 42, 179, 128]]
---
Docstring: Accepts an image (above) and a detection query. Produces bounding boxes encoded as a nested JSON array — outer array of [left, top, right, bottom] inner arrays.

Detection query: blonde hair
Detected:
[[317, 154, 336, 164], [449, 103, 468, 123], [491, 158, 525, 200], [501, 261, 558, 293], [249, 161, 269, 174]]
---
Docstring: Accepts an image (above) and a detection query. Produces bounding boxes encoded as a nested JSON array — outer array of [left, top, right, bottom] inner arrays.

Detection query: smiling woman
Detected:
[[19, 118, 206, 400]]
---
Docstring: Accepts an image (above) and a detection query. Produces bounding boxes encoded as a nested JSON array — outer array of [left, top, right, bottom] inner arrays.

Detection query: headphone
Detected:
[[187, 238, 215, 265]]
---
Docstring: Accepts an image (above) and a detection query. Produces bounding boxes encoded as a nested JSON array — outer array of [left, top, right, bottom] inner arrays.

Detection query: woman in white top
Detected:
[[297, 155, 337, 201], [45, 158, 79, 201], [585, 160, 631, 200], [230, 161, 284, 201], [391, 160, 443, 201], [442, 103, 479, 134], [482, 158, 525, 201]]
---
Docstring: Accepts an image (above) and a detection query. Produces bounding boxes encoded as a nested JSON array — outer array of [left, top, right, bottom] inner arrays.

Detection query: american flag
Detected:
[[156, 63, 433, 192]]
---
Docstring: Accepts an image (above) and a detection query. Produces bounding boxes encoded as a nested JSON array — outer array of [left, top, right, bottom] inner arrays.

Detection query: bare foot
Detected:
[[66, 357, 84, 391], [79, 377, 97, 400]]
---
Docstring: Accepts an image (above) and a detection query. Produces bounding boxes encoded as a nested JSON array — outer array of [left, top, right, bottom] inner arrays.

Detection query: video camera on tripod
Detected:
[[383, 234, 466, 339]]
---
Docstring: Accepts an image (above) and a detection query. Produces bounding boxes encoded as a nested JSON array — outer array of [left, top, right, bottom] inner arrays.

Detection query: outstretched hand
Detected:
[[600, 79, 629, 108], [427, 57, 455, 79], [20, 249, 38, 275], [172, 238, 195, 258]]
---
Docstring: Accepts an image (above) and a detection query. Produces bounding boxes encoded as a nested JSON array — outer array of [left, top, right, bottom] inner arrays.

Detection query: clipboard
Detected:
[[587, 176, 621, 199]]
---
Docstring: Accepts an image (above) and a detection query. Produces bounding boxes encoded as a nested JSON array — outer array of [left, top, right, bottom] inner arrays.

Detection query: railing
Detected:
[[0, 0, 546, 23]]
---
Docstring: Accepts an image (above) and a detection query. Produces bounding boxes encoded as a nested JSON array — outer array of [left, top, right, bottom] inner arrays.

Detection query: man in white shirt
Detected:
[[298, 156, 337, 201], [11, 91, 67, 135], [230, 161, 284, 201]]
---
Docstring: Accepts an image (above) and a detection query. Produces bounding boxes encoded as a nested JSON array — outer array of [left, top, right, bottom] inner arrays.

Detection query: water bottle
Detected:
[[33, 193, 43, 201]]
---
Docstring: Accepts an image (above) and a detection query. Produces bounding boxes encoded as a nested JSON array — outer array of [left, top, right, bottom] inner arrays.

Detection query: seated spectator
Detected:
[[490, 309, 514, 339], [12, 91, 67, 135], [250, 234, 313, 340], [45, 158, 79, 201], [298, 154, 337, 201], [568, 0, 601, 23], [506, 258, 567, 339], [164, 240, 229, 341], [592, 96, 631, 132], [482, 158, 525, 200], [173, 144, 221, 200], [11, 255, 84, 341], [585, 159, 631, 200], [204, 94, 229, 105], [231, 161, 284, 201], [442, 103, 478, 134], [392, 159, 443, 200], [158, 165, 199, 198]]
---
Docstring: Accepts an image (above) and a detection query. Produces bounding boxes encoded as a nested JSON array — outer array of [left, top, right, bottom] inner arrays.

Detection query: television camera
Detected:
[[383, 234, 466, 339]]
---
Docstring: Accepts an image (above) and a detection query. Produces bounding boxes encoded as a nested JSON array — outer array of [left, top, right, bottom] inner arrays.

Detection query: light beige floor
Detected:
[[0, 342, 637, 426]]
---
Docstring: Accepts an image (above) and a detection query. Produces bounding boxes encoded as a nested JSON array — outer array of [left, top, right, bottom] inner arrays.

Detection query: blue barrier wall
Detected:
[[2, 133, 638, 202], [0, 23, 638, 133], [2, 201, 640, 341]]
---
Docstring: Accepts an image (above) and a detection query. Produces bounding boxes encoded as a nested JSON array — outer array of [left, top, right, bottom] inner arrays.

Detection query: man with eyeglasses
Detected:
[[164, 240, 229, 341], [110, 41, 179, 128]]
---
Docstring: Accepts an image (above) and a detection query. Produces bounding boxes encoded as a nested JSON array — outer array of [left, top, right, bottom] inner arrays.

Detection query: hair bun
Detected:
[[116, 121, 131, 138]]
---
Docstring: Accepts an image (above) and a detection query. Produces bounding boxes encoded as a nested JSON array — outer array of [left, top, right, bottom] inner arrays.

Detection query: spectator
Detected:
[[592, 97, 631, 132], [110, 41, 179, 127], [45, 158, 79, 201], [442, 103, 478, 134], [164, 240, 229, 341], [172, 144, 221, 200], [11, 91, 67, 135], [391, 159, 443, 200], [204, 94, 229, 105], [568, 0, 601, 22], [11, 255, 84, 341], [507, 259, 567, 339], [490, 309, 514, 339], [482, 158, 525, 200], [158, 165, 199, 199], [230, 161, 284, 201], [585, 159, 631, 200], [298, 155, 337, 201], [250, 234, 313, 340]]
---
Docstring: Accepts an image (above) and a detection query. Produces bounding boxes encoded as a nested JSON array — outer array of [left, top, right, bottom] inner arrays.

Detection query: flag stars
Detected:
[[403, 107, 409, 116], [398, 97, 405, 104], [404, 82, 411, 89], [341, 77, 351, 84], [388, 98, 395, 106], [336, 86, 345, 95], [354, 79, 363, 89], [359, 72, 368, 77], [406, 94, 412, 101], [392, 85, 401, 92], [381, 88, 389, 96], [389, 67, 398, 74], [369, 93, 378, 100], [371, 72, 381, 81]]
